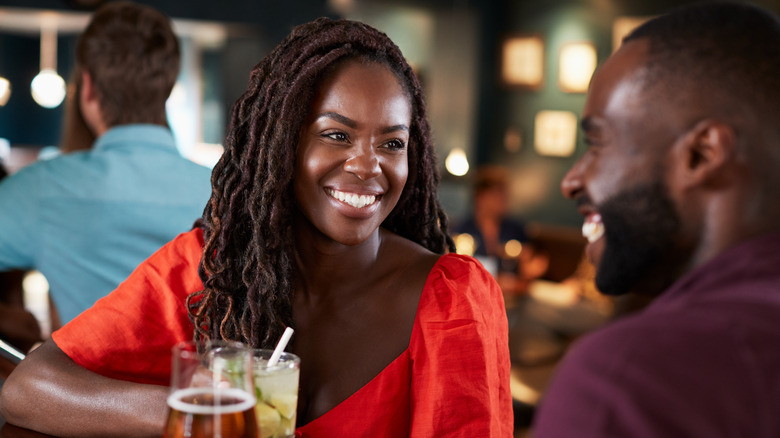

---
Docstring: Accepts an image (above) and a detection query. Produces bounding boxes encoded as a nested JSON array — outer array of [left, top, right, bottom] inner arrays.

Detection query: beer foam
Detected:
[[167, 387, 256, 415]]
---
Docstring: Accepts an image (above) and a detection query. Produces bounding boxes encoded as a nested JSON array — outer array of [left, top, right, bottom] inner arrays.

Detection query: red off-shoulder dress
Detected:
[[53, 229, 513, 437]]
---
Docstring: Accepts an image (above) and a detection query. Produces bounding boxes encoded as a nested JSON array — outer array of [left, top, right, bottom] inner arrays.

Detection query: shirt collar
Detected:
[[652, 232, 780, 309], [93, 124, 178, 153]]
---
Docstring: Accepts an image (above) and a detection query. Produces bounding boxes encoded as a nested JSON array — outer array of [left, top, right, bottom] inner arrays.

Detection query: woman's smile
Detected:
[[325, 188, 380, 209]]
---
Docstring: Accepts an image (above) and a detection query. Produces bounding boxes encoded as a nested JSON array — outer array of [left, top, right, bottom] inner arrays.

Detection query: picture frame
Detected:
[[500, 34, 544, 89], [558, 41, 597, 93]]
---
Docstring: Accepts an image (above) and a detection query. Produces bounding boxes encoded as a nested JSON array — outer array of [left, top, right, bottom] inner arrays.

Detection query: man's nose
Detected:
[[560, 160, 584, 200]]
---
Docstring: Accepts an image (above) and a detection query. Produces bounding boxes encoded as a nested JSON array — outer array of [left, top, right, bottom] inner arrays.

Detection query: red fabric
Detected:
[[52, 229, 203, 386], [53, 229, 513, 437]]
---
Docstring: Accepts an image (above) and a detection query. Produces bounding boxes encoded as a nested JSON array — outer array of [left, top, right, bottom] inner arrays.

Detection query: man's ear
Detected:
[[80, 70, 95, 105], [670, 119, 736, 189], [79, 70, 107, 136]]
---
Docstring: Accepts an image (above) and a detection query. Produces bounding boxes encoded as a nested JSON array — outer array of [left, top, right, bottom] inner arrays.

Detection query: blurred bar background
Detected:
[[1, 0, 774, 232]]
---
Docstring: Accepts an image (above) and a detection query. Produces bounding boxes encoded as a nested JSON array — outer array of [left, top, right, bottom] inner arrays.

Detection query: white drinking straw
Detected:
[[268, 326, 294, 367]]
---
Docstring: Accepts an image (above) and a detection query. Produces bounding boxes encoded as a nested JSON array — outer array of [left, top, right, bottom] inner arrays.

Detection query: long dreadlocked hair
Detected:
[[188, 17, 456, 349]]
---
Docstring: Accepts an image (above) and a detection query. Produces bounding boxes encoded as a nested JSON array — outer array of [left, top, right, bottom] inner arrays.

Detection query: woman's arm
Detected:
[[0, 339, 168, 437]]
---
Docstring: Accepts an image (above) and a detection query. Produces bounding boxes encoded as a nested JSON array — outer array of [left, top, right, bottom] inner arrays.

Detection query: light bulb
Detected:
[[445, 148, 469, 177], [0, 77, 10, 106], [31, 69, 66, 108]]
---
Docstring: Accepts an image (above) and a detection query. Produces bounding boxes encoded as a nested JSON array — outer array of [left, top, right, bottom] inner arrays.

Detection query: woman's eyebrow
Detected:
[[380, 124, 409, 134], [317, 111, 409, 134], [316, 111, 357, 128]]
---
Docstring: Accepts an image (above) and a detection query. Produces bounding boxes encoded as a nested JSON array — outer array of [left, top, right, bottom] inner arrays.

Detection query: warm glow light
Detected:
[[31, 69, 66, 108], [559, 42, 597, 93], [23, 270, 51, 337], [504, 128, 522, 153], [534, 110, 578, 157], [504, 239, 523, 258], [501, 36, 544, 87], [454, 233, 476, 256], [445, 148, 469, 176], [0, 77, 10, 106], [510, 368, 541, 404]]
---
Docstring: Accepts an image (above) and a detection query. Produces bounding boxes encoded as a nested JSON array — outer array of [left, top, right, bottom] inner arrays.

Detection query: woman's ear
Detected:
[[670, 119, 736, 190]]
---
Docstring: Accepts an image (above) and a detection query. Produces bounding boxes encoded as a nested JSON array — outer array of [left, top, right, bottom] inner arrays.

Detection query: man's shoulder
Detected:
[[563, 299, 780, 380], [0, 153, 86, 190], [572, 308, 720, 356]]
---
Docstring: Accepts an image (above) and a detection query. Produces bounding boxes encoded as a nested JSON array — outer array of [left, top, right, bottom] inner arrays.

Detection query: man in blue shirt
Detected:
[[0, 2, 212, 326]]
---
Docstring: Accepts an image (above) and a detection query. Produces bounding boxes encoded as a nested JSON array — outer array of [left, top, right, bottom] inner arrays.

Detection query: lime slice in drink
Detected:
[[278, 416, 295, 436], [269, 394, 298, 419], [255, 402, 281, 438]]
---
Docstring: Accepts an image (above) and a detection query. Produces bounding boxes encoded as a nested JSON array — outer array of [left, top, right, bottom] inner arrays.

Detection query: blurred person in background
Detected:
[[0, 1, 212, 327], [533, 2, 780, 436], [454, 165, 548, 304]]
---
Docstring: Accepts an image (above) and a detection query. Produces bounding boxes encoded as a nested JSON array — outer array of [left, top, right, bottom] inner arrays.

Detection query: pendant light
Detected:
[[30, 13, 66, 108], [0, 77, 9, 106]]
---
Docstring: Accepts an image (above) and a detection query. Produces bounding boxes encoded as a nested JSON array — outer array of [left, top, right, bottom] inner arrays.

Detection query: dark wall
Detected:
[[472, 0, 780, 228]]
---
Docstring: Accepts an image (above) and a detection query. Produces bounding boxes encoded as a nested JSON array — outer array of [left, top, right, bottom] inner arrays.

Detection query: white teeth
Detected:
[[326, 188, 377, 208], [582, 214, 605, 243]]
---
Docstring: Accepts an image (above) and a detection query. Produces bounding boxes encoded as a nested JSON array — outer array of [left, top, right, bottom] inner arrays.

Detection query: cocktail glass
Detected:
[[251, 349, 300, 438]]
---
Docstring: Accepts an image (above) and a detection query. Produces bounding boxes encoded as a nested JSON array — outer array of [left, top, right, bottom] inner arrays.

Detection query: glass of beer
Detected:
[[164, 340, 259, 438], [252, 349, 301, 438]]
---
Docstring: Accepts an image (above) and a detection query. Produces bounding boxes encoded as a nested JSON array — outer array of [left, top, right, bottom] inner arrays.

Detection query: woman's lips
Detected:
[[325, 188, 378, 209]]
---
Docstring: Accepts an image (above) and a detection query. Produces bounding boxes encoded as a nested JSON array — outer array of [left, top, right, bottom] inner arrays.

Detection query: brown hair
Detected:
[[189, 18, 455, 348], [58, 70, 95, 153], [76, 1, 179, 127]]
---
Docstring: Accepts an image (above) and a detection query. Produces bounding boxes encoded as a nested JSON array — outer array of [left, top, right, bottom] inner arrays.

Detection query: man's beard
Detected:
[[594, 181, 681, 296]]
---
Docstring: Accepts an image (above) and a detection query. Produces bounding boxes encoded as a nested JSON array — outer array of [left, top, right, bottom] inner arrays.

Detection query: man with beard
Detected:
[[532, 2, 780, 437]]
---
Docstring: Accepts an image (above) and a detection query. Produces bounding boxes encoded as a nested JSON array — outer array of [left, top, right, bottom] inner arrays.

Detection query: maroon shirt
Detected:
[[533, 233, 780, 437]]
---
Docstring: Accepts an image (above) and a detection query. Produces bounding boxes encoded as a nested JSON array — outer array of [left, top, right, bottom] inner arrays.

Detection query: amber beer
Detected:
[[164, 387, 259, 438]]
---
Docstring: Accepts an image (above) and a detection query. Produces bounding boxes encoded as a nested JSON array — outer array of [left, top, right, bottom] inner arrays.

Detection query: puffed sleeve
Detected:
[[409, 254, 513, 437], [51, 229, 204, 386]]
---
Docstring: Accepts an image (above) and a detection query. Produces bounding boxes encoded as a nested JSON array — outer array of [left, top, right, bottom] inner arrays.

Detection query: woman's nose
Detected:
[[344, 145, 381, 181]]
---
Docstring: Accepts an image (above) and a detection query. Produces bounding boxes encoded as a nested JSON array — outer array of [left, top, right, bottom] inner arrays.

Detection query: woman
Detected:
[[0, 18, 512, 437]]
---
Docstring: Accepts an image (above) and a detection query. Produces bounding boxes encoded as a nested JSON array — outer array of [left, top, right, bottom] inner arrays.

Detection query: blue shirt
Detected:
[[0, 125, 213, 322]]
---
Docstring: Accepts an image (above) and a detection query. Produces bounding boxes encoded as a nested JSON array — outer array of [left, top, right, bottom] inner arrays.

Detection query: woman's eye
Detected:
[[383, 139, 406, 151], [324, 131, 348, 142]]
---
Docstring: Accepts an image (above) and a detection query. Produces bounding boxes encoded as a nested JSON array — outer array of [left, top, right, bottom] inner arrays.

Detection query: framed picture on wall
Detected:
[[558, 41, 597, 93], [534, 110, 578, 157], [501, 34, 544, 89]]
